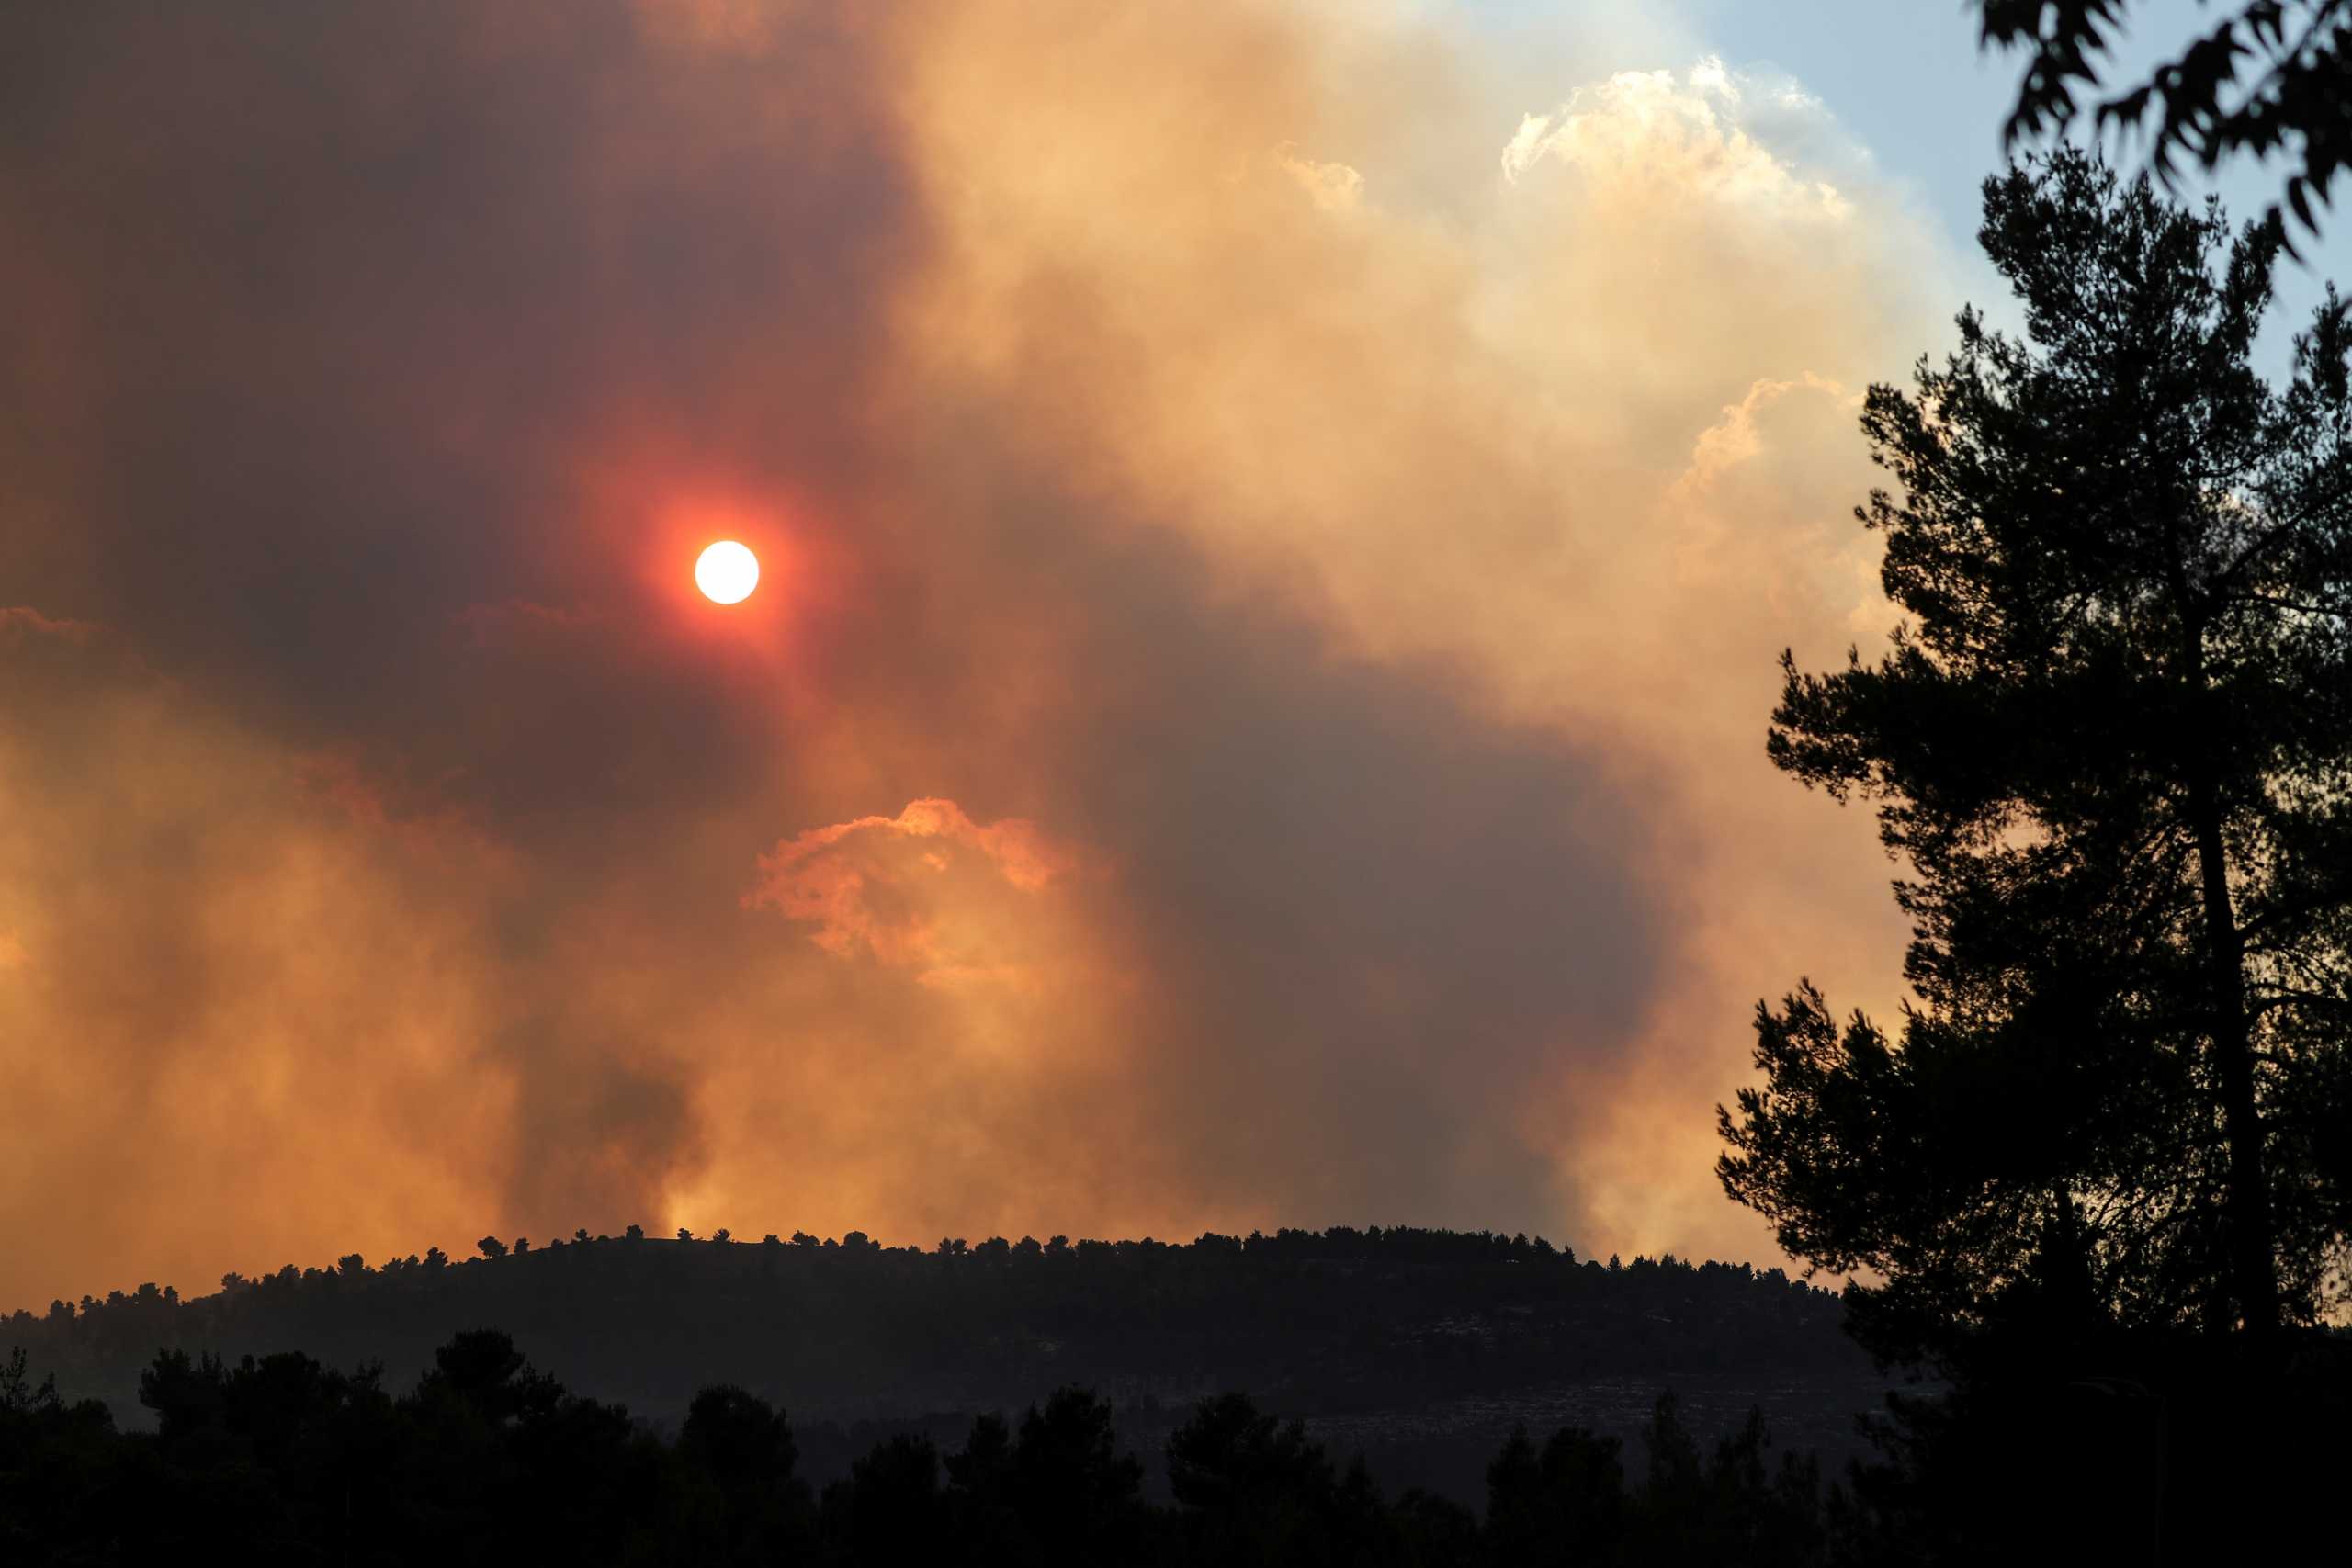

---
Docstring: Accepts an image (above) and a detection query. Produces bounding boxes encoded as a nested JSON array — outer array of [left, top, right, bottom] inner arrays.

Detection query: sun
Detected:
[[695, 540, 760, 604]]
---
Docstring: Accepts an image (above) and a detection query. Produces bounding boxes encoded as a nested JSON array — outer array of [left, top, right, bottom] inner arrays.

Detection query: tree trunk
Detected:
[[2186, 772, 2281, 1341]]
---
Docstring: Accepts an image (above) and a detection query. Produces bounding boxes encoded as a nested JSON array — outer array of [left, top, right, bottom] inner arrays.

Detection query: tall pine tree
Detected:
[[1720, 150, 2352, 1367]]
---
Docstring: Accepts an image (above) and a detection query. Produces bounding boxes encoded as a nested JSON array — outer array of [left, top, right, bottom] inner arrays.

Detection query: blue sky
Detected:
[[1471, 0, 2352, 372]]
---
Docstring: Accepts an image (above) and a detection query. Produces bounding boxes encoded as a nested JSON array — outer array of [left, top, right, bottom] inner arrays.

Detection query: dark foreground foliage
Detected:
[[9, 1326, 2344, 1564], [0, 1331, 1840, 1566], [1979, 0, 2352, 246]]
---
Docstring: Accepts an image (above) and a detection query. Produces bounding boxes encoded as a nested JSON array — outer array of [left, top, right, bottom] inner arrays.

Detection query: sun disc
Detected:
[[695, 540, 760, 604]]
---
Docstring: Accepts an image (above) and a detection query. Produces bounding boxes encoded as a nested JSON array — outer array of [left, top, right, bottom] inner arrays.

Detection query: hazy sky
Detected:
[[4, 0, 2343, 1313]]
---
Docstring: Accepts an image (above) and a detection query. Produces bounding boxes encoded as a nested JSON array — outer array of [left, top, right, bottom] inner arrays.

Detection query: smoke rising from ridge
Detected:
[[0, 0, 1946, 1308]]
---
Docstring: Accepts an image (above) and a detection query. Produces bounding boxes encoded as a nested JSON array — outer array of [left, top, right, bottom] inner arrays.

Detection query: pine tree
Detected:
[[1721, 150, 2352, 1364]]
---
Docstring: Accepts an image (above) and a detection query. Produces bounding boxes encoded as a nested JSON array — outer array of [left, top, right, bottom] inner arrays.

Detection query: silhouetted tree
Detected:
[[2, 1347, 57, 1416], [1011, 1388, 1146, 1562], [1724, 150, 2352, 1364], [1169, 1392, 1342, 1564], [416, 1328, 560, 1427], [1978, 1, 2352, 243], [1483, 1420, 1624, 1565], [1721, 147, 2352, 1561], [944, 1412, 1023, 1564], [476, 1235, 508, 1261], [1, 1348, 115, 1556], [934, 1389, 1148, 1567], [834, 1431, 947, 1565], [680, 1383, 810, 1562]]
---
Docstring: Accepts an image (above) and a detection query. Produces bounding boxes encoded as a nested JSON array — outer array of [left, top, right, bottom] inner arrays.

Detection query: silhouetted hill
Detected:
[[7, 1227, 1891, 1502]]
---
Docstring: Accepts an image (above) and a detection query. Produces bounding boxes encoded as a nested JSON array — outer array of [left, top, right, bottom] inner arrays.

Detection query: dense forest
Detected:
[[6, 1227, 1879, 1495]]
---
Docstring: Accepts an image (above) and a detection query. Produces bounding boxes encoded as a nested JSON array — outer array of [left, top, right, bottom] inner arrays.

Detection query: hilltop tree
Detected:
[[1721, 150, 2352, 1364]]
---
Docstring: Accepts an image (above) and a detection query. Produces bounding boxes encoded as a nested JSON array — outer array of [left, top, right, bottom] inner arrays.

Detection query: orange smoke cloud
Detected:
[[0, 0, 1954, 1310], [744, 797, 1091, 978]]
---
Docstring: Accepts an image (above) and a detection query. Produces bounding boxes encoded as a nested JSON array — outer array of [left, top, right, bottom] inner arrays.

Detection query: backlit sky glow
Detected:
[[4, 0, 2338, 1312]]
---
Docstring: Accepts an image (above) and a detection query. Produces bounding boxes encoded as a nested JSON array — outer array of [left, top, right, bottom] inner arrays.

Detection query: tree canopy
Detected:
[[1721, 148, 2352, 1369], [1978, 0, 2352, 243]]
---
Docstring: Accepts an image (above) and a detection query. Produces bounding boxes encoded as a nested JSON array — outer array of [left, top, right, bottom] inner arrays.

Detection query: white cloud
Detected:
[[1501, 56, 1856, 222]]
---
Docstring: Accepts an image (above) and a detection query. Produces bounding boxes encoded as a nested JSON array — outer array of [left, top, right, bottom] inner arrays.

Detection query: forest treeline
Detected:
[[0, 1325, 1901, 1565], [7, 1226, 1866, 1431]]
